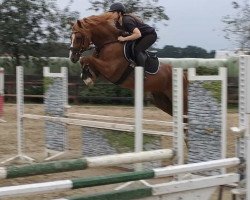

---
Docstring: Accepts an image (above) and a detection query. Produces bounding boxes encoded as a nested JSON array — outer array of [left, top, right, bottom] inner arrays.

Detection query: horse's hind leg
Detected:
[[151, 92, 189, 148], [151, 92, 173, 116]]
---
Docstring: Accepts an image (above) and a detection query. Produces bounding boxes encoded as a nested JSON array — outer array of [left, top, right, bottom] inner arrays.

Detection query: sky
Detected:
[[58, 0, 237, 51]]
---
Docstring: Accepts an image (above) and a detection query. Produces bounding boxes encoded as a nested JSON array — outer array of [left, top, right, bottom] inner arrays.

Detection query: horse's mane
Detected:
[[73, 12, 116, 31], [72, 12, 118, 38], [83, 12, 116, 27]]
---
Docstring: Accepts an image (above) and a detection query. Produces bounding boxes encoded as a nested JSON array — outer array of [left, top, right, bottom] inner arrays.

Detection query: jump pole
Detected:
[[247, 59, 250, 200], [172, 67, 184, 166], [1, 66, 34, 164], [0, 157, 239, 198], [0, 67, 6, 122], [115, 66, 144, 190], [231, 56, 250, 199], [134, 66, 144, 170], [240, 56, 250, 199], [53, 172, 239, 200], [0, 149, 174, 179]]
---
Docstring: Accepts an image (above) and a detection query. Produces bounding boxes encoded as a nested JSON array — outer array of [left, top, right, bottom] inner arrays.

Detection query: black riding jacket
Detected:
[[121, 15, 156, 37]]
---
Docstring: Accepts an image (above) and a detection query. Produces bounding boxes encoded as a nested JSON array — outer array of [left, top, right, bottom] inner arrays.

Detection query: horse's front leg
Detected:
[[80, 65, 96, 86], [80, 56, 98, 86], [80, 56, 112, 84]]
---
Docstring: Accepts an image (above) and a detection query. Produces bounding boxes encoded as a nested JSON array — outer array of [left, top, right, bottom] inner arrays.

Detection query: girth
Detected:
[[114, 65, 134, 85]]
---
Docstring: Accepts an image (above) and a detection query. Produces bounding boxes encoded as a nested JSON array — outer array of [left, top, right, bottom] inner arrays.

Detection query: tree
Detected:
[[0, 0, 79, 65], [156, 45, 215, 58], [88, 0, 169, 23], [223, 1, 250, 50], [182, 46, 214, 58]]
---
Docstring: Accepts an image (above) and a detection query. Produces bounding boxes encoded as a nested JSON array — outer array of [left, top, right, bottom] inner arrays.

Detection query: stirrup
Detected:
[[147, 50, 157, 58], [128, 59, 136, 68]]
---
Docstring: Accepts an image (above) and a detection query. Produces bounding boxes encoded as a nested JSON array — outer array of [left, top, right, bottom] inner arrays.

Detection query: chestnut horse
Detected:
[[69, 12, 188, 117]]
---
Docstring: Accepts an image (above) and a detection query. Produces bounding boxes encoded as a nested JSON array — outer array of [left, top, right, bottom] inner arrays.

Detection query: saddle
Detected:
[[124, 41, 159, 74]]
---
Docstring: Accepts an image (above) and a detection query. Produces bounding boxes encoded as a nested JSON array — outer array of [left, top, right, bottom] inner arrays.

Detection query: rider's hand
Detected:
[[121, 31, 130, 37], [118, 36, 126, 42]]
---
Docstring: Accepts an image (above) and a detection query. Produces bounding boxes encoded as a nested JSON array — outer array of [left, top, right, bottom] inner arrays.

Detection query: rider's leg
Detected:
[[134, 33, 157, 67]]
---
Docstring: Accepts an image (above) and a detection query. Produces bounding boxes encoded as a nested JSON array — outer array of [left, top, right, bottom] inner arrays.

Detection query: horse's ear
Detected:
[[77, 20, 83, 28]]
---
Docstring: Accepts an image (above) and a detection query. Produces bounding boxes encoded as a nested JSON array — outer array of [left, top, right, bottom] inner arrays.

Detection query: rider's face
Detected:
[[117, 12, 123, 24], [112, 12, 119, 20], [111, 11, 122, 25]]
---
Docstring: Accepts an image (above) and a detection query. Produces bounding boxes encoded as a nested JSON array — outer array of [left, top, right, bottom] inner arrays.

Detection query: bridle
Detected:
[[70, 32, 120, 57], [69, 31, 91, 56]]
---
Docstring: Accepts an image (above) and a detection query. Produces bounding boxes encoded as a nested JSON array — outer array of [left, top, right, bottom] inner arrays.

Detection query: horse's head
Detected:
[[69, 20, 91, 63]]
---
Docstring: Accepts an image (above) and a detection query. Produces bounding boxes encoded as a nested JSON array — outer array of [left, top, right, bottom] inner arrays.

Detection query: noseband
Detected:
[[69, 46, 85, 56]]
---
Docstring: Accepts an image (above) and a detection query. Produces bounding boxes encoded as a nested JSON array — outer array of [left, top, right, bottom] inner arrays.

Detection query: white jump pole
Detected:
[[134, 66, 144, 170], [1, 66, 34, 164], [233, 55, 250, 199], [172, 67, 184, 166], [243, 56, 250, 200], [0, 67, 5, 123]]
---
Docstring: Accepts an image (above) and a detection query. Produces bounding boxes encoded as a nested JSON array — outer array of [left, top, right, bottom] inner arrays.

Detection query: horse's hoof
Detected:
[[84, 77, 94, 86]]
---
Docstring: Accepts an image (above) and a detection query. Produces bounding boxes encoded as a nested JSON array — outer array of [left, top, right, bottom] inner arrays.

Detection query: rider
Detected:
[[109, 2, 157, 67]]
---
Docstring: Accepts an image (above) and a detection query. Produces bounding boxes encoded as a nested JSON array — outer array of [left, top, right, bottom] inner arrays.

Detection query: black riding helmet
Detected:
[[109, 2, 126, 13]]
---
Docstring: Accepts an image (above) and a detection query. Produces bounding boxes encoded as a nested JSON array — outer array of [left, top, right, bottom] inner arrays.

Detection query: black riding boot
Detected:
[[136, 52, 147, 68]]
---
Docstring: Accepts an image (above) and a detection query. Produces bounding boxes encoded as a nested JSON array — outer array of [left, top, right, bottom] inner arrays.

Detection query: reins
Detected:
[[95, 40, 120, 53]]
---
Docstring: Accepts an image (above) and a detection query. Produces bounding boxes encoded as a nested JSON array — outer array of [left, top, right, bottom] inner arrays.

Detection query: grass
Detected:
[[103, 130, 160, 153], [202, 81, 222, 103], [227, 106, 238, 113]]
